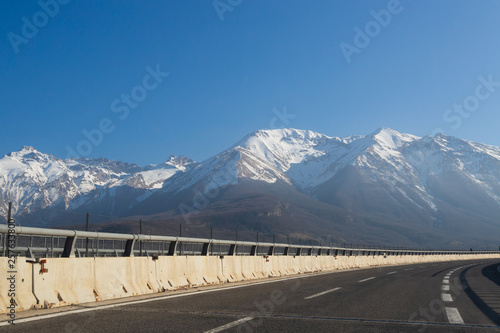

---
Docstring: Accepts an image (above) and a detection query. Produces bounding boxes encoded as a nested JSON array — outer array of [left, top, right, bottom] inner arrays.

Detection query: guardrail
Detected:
[[1, 224, 497, 259]]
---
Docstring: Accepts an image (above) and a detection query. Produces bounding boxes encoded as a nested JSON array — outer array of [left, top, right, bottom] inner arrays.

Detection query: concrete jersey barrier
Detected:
[[1, 252, 499, 314]]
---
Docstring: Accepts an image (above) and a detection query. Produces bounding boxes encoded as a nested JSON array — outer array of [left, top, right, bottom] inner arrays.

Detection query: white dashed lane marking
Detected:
[[204, 317, 254, 333], [358, 277, 375, 283], [445, 307, 464, 324], [441, 263, 479, 325], [304, 287, 342, 300]]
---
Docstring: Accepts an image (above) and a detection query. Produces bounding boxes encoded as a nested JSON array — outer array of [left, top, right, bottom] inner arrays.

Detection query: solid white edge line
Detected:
[[445, 307, 464, 324], [304, 287, 342, 300], [442, 293, 453, 302], [204, 317, 254, 333], [358, 277, 376, 283]]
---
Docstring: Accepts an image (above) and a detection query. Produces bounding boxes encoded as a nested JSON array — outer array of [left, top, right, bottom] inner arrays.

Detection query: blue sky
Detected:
[[1, 0, 500, 165]]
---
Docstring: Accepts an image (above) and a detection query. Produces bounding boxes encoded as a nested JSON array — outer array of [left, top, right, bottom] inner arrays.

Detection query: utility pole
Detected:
[[179, 224, 182, 255], [7, 202, 12, 223], [139, 219, 143, 256], [85, 213, 90, 257]]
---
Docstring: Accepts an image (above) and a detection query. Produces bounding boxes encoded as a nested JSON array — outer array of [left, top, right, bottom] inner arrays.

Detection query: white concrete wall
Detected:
[[1, 253, 499, 314], [0, 257, 37, 314]]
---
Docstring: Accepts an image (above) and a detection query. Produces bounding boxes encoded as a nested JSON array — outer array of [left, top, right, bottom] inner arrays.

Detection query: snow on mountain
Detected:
[[3, 128, 500, 225], [0, 147, 192, 216], [112, 155, 194, 190], [233, 128, 421, 190], [160, 146, 291, 195], [231, 128, 500, 213], [403, 135, 500, 205], [234, 129, 358, 189], [234, 129, 334, 171]]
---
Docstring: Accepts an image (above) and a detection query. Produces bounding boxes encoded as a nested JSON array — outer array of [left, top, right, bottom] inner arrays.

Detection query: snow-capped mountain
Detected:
[[135, 127, 500, 248], [234, 128, 419, 190], [175, 127, 500, 216], [0, 147, 193, 217], [3, 128, 500, 248], [159, 146, 292, 195]]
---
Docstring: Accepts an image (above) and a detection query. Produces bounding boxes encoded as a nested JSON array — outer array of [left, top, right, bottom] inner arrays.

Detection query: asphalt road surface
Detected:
[[2, 259, 500, 332]]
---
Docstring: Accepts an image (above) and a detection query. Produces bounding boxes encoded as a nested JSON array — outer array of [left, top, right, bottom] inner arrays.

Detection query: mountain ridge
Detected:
[[3, 128, 500, 248]]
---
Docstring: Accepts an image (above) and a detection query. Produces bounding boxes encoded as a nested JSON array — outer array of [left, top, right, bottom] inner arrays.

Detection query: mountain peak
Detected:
[[255, 128, 331, 140], [236, 128, 332, 150], [16, 146, 39, 155], [8, 146, 45, 159], [167, 155, 194, 167], [372, 127, 399, 135], [369, 128, 420, 149], [21, 145, 37, 152]]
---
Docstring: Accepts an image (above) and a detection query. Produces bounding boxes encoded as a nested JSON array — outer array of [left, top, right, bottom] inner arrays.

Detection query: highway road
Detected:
[[2, 259, 500, 332]]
